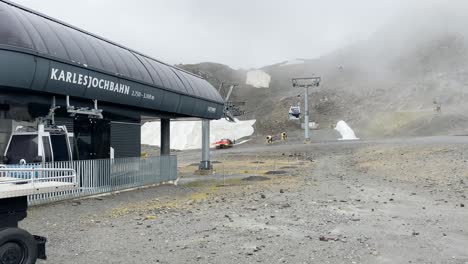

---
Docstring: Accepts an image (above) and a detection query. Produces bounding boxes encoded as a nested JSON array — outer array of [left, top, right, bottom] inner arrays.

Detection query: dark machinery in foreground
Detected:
[[0, 167, 77, 263]]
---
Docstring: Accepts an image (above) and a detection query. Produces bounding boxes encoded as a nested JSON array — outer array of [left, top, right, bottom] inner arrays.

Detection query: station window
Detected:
[[50, 135, 70, 162], [5, 135, 38, 164], [42, 136, 52, 162]]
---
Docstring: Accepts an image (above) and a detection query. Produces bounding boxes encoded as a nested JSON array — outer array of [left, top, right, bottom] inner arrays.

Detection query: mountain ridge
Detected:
[[178, 16, 468, 137]]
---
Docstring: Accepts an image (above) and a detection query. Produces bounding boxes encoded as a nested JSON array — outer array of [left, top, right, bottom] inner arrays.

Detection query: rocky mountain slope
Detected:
[[178, 7, 468, 138]]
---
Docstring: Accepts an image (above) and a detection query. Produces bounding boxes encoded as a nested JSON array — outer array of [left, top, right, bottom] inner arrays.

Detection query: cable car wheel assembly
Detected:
[[0, 197, 45, 264]]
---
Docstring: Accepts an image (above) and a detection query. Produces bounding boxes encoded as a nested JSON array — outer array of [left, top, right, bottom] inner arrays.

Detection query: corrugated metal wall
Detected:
[[111, 122, 141, 158]]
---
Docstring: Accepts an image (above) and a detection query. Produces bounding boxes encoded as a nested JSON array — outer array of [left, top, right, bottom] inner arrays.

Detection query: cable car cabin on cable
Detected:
[[289, 106, 301, 120], [0, 0, 224, 162]]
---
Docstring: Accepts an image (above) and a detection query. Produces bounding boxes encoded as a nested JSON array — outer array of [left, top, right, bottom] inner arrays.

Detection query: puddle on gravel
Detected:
[[242, 176, 271, 181], [265, 170, 288, 175], [280, 166, 297, 169]]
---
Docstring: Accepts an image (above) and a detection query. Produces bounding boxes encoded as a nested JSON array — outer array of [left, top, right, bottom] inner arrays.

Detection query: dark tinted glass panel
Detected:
[[5, 135, 38, 164], [42, 136, 52, 162], [25, 13, 69, 60], [50, 134, 70, 161], [0, 5, 33, 49], [74, 118, 110, 160], [65, 27, 103, 69], [83, 34, 117, 73], [93, 119, 111, 160], [134, 54, 164, 87], [73, 118, 92, 160], [100, 41, 131, 77], [47, 21, 87, 65], [11, 8, 48, 53]]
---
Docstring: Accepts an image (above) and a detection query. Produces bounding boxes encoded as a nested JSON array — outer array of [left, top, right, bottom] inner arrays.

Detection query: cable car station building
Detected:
[[0, 2, 224, 261], [0, 0, 224, 163]]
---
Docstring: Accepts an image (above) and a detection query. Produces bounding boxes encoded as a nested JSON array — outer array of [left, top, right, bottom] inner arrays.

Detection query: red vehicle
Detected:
[[214, 139, 234, 149]]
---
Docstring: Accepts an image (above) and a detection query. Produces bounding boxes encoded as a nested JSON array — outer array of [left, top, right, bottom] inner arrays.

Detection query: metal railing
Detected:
[[0, 167, 76, 185], [0, 155, 177, 205], [0, 167, 77, 200]]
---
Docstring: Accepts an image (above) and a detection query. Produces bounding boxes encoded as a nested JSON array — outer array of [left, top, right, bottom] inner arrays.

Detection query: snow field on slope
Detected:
[[246, 70, 271, 88], [142, 119, 256, 150], [335, 120, 359, 140]]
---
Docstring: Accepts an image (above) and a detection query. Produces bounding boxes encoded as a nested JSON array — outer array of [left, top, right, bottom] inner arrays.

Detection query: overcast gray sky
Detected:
[[11, 0, 415, 69]]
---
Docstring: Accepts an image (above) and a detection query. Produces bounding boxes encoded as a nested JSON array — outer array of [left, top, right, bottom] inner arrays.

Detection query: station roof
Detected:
[[0, 0, 224, 119]]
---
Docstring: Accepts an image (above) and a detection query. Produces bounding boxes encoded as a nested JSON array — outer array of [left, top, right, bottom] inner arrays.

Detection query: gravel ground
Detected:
[[22, 136, 468, 264]]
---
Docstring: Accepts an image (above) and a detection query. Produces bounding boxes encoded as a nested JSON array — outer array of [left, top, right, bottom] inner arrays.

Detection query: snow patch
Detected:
[[335, 120, 359, 140], [280, 59, 305, 66], [141, 119, 256, 150], [234, 139, 251, 146], [246, 70, 271, 88]]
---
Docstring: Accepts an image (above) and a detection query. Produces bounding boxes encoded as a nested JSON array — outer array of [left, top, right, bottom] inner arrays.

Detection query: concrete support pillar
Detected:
[[199, 119, 212, 170], [160, 118, 170, 156], [304, 88, 310, 142]]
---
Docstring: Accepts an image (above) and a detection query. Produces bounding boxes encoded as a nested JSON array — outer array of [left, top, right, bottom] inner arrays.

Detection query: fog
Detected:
[[9, 0, 468, 69]]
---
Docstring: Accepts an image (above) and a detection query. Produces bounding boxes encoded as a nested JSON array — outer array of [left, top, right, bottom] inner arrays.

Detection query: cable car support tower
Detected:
[[199, 83, 245, 172], [292, 77, 321, 142]]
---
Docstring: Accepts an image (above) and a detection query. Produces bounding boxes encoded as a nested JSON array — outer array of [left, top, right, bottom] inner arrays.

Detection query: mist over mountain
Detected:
[[179, 2, 468, 138]]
